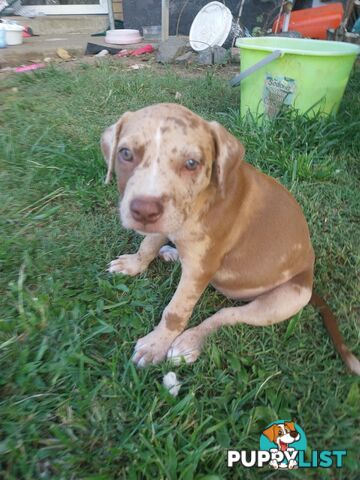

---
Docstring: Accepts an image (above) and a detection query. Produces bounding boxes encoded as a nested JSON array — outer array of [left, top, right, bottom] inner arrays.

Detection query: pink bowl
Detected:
[[105, 29, 142, 45]]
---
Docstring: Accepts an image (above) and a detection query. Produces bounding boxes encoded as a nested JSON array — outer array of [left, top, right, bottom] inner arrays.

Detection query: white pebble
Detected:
[[163, 371, 181, 397]]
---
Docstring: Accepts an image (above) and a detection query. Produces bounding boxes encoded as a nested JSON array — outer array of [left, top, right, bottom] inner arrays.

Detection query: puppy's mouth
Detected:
[[123, 216, 166, 235], [279, 440, 288, 451], [121, 204, 184, 235], [133, 222, 164, 235]]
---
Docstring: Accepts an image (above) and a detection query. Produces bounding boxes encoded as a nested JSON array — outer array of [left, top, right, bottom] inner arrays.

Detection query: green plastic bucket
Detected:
[[233, 37, 360, 120]]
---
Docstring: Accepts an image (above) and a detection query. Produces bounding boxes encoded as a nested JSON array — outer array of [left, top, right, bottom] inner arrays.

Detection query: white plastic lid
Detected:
[[189, 1, 233, 52]]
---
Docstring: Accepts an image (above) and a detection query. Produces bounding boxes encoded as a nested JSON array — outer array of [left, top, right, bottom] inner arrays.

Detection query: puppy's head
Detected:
[[101, 103, 245, 235], [262, 422, 300, 451]]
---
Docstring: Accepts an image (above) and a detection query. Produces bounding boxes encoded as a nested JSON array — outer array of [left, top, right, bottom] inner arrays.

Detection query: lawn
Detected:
[[0, 60, 359, 479]]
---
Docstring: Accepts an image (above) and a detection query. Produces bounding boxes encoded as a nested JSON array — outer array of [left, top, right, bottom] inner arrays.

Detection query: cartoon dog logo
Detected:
[[262, 421, 300, 469]]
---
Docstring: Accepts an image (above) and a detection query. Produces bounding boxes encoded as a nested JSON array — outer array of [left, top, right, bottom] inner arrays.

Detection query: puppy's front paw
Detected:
[[158, 245, 179, 262], [269, 460, 279, 469], [288, 459, 298, 469], [107, 254, 147, 276], [132, 329, 176, 367], [167, 327, 204, 364]]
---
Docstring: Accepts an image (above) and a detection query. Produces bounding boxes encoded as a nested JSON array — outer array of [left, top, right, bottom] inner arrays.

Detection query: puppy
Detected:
[[101, 103, 360, 373], [263, 421, 300, 469]]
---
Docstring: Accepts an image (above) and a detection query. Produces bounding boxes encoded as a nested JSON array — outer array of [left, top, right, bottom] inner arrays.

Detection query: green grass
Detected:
[[0, 61, 359, 479]]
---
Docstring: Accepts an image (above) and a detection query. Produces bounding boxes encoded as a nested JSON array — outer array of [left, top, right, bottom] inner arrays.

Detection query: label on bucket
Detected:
[[263, 74, 296, 117]]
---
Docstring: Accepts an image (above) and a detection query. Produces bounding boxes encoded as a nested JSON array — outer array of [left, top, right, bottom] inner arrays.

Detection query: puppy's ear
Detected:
[[209, 121, 245, 197], [262, 425, 277, 443], [101, 112, 132, 184]]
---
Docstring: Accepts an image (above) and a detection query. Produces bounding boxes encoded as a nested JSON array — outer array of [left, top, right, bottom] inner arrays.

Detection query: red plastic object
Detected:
[[15, 63, 46, 73], [130, 44, 154, 56], [116, 45, 154, 58], [272, 4, 344, 40], [22, 26, 34, 38]]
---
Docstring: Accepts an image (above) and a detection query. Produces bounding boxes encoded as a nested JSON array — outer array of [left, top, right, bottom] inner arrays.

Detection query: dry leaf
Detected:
[[56, 48, 72, 61]]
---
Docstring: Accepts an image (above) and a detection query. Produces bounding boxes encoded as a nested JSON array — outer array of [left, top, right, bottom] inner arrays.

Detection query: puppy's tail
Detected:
[[310, 292, 360, 376]]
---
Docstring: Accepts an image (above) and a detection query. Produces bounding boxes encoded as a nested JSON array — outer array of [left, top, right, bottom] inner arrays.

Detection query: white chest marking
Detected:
[[146, 125, 162, 195]]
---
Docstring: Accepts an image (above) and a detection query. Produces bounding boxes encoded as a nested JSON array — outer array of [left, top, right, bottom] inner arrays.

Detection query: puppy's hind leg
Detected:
[[108, 234, 167, 276], [167, 272, 313, 364]]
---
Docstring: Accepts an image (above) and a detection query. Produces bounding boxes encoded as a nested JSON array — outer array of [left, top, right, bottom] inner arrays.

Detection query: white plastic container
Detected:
[[105, 29, 142, 45], [4, 23, 24, 46]]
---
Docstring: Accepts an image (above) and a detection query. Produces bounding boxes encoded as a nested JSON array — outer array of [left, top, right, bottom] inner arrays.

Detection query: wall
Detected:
[[122, 0, 276, 34], [112, 0, 123, 20]]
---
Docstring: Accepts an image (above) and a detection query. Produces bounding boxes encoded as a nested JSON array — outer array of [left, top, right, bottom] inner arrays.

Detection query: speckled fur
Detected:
[[101, 103, 315, 367]]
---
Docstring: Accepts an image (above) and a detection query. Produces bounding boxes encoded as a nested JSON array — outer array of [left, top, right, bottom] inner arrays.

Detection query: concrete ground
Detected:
[[5, 14, 108, 36], [0, 34, 156, 68], [0, 15, 157, 68]]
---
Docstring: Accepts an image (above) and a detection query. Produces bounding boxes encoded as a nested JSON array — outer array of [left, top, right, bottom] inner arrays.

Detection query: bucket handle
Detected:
[[229, 49, 283, 87]]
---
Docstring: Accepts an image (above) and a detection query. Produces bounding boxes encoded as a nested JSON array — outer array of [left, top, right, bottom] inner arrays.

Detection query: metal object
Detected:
[[107, 0, 115, 31], [161, 0, 169, 41], [282, 0, 295, 33]]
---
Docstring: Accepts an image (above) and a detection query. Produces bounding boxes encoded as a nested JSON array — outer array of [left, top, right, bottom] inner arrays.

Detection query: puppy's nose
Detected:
[[290, 431, 298, 438], [130, 197, 164, 224]]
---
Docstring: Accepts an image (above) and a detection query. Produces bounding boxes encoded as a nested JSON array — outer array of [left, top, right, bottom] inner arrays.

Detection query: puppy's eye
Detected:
[[185, 159, 199, 171], [119, 148, 133, 162]]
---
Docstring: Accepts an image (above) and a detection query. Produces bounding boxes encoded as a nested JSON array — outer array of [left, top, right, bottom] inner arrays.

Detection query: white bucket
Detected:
[[4, 24, 24, 46]]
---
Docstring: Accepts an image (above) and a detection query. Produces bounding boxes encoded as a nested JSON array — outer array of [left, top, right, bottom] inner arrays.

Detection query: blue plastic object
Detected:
[[0, 29, 7, 48]]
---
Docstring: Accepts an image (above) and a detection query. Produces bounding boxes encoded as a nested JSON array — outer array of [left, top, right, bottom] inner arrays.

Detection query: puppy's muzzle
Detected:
[[130, 196, 164, 224]]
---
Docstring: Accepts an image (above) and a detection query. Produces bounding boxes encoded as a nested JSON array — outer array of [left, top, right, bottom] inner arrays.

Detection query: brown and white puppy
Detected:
[[263, 421, 300, 469], [263, 422, 300, 452], [101, 103, 360, 373]]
